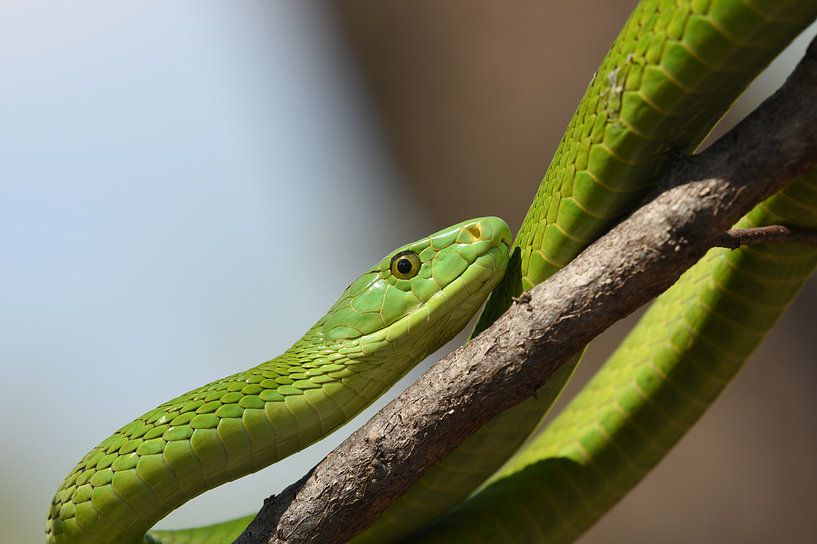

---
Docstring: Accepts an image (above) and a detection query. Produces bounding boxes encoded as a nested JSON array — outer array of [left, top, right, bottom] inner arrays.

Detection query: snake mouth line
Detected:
[[499, 231, 512, 249]]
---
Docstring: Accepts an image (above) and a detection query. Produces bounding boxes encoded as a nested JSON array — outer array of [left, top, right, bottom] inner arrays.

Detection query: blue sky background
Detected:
[[2, 2, 816, 543]]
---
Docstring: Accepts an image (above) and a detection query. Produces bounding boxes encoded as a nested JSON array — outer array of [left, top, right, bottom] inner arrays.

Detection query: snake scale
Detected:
[[48, 1, 817, 542]]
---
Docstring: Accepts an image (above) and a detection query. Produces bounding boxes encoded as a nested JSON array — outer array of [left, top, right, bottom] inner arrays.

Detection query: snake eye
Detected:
[[390, 250, 421, 279]]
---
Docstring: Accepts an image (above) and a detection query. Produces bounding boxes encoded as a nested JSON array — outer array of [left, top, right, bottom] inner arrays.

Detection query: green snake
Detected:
[[48, 1, 817, 542], [46, 218, 512, 543]]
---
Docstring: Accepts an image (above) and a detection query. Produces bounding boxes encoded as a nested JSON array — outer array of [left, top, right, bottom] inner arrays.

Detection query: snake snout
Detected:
[[457, 217, 511, 247], [468, 216, 512, 248]]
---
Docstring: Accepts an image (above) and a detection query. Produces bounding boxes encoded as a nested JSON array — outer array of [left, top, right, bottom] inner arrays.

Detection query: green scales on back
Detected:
[[47, 217, 511, 544]]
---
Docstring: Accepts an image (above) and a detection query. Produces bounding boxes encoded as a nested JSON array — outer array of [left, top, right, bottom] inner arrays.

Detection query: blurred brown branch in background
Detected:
[[235, 36, 817, 544], [332, 0, 636, 229]]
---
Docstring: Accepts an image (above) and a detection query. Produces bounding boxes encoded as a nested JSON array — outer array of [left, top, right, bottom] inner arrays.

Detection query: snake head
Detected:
[[322, 217, 511, 351]]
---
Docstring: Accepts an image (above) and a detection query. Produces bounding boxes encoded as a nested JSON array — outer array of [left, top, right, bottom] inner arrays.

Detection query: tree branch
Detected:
[[235, 37, 817, 544]]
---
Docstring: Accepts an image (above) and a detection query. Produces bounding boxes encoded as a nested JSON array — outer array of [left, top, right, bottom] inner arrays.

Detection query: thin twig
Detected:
[[716, 225, 817, 249]]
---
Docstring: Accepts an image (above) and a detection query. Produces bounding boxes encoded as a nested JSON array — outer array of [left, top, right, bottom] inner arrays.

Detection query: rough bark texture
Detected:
[[235, 37, 817, 544]]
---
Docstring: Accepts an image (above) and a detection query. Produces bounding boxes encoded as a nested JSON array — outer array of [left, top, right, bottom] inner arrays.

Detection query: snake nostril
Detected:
[[466, 225, 482, 241]]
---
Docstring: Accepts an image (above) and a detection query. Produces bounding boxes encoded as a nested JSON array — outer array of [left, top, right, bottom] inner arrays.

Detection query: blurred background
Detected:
[[1, 1, 815, 543]]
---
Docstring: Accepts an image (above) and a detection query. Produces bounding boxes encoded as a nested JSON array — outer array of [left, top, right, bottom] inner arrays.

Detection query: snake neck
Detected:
[[46, 318, 447, 544]]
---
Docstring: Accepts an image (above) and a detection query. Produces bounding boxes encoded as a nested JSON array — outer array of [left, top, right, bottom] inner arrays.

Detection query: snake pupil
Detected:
[[396, 258, 412, 274]]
